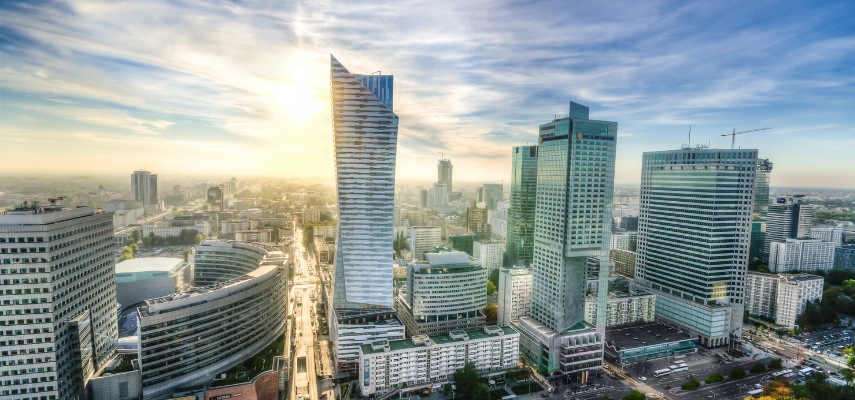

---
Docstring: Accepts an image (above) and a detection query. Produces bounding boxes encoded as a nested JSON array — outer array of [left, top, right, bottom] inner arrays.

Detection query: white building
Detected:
[[810, 227, 854, 245], [409, 226, 442, 261], [610, 232, 638, 252], [358, 326, 519, 396], [235, 229, 273, 243], [142, 219, 212, 237], [497, 266, 532, 326], [745, 271, 824, 329], [488, 200, 510, 239], [115, 257, 193, 309], [330, 310, 405, 373], [776, 274, 824, 329], [0, 205, 118, 399], [769, 238, 835, 272], [584, 290, 655, 327], [220, 219, 256, 234], [473, 240, 504, 274]]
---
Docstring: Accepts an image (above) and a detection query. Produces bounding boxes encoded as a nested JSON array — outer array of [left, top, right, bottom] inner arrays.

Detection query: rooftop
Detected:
[[116, 257, 186, 274], [360, 326, 518, 355], [605, 323, 698, 351]]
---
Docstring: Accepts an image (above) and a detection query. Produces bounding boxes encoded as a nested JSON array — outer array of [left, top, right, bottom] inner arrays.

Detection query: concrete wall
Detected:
[[117, 276, 176, 310], [89, 370, 142, 400]]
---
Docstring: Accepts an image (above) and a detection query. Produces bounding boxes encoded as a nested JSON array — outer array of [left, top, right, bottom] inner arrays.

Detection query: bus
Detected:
[[653, 368, 672, 378], [747, 389, 763, 396], [772, 370, 788, 377], [799, 367, 814, 376], [670, 366, 688, 373]]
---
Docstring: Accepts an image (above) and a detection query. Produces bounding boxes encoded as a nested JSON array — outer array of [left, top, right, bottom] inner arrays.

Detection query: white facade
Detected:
[[473, 240, 504, 274], [776, 274, 824, 329], [744, 272, 824, 330], [498, 266, 532, 326], [142, 221, 211, 237], [235, 229, 273, 243], [769, 238, 835, 272], [409, 226, 442, 261], [330, 310, 405, 371], [488, 200, 510, 239], [584, 290, 655, 327], [610, 232, 638, 252], [0, 206, 117, 400], [220, 219, 256, 235], [358, 326, 519, 396]]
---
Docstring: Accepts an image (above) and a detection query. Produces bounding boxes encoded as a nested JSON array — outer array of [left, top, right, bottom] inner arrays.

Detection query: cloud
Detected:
[[0, 0, 853, 186]]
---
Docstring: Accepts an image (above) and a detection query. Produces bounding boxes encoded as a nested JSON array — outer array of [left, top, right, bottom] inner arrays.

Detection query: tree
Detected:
[[442, 383, 452, 395], [705, 373, 724, 384], [768, 358, 783, 370], [621, 391, 646, 400], [514, 368, 531, 381], [489, 269, 500, 287], [483, 304, 498, 324], [487, 280, 497, 295], [680, 377, 700, 390], [729, 368, 746, 379], [751, 363, 767, 373], [453, 362, 488, 399], [129, 229, 142, 244], [841, 369, 855, 385]]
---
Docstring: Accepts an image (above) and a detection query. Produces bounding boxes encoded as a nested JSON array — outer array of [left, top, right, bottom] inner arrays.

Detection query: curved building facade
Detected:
[[137, 241, 288, 399], [193, 240, 283, 286]]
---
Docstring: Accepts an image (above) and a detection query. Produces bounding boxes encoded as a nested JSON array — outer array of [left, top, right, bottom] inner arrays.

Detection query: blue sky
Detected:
[[1, 0, 853, 187]]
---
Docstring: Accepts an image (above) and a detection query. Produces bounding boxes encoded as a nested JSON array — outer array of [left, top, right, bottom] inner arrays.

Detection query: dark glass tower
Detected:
[[507, 145, 538, 266]]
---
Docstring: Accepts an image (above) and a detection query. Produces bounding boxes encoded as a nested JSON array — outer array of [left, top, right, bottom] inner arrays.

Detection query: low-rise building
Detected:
[[396, 252, 487, 336], [330, 309, 405, 373], [221, 219, 257, 234], [115, 257, 193, 310], [358, 326, 519, 396], [610, 249, 637, 278], [836, 244, 855, 270], [604, 323, 698, 366], [235, 229, 273, 243], [497, 266, 532, 326], [584, 290, 655, 327], [769, 238, 835, 272], [610, 232, 638, 252], [745, 271, 824, 329]]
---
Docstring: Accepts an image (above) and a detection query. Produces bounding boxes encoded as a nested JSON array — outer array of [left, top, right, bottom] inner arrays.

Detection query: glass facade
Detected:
[[330, 55, 399, 308], [635, 148, 757, 346], [507, 145, 538, 266]]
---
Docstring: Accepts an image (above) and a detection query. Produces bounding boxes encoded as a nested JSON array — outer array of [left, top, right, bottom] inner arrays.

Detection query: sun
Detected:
[[275, 80, 325, 128]]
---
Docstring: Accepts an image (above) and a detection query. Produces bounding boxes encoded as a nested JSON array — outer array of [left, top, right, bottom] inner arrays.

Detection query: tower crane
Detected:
[[721, 127, 770, 149]]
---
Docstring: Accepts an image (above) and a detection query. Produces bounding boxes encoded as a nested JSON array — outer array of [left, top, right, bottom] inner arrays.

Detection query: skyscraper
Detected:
[[765, 196, 814, 255], [749, 159, 773, 262], [465, 202, 491, 240], [634, 147, 757, 347], [514, 101, 616, 376], [329, 55, 405, 372], [0, 203, 117, 400], [438, 158, 453, 194], [507, 145, 538, 266], [131, 170, 158, 206]]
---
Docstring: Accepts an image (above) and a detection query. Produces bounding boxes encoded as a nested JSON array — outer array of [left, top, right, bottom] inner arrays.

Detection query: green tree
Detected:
[[622, 391, 646, 400], [487, 280, 497, 295], [442, 383, 452, 395], [750, 363, 767, 373], [483, 304, 498, 324], [489, 269, 500, 287], [680, 377, 700, 390], [729, 368, 746, 379], [129, 229, 142, 244], [768, 358, 783, 369], [453, 362, 488, 399], [705, 373, 724, 384], [841, 369, 855, 385]]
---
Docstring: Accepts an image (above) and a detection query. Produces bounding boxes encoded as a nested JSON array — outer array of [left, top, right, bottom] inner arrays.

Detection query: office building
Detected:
[[395, 252, 487, 336], [410, 226, 442, 261], [634, 147, 756, 347], [514, 101, 616, 376], [419, 189, 428, 208], [610, 232, 638, 252], [488, 200, 510, 239], [235, 229, 274, 243], [744, 271, 823, 330], [465, 202, 491, 240], [618, 216, 638, 231], [750, 159, 773, 261], [131, 170, 158, 206], [497, 266, 532, 326], [206, 186, 224, 212], [329, 55, 404, 372], [115, 257, 192, 310], [836, 244, 855, 270], [358, 326, 519, 396], [584, 290, 655, 327], [137, 242, 288, 398], [603, 323, 698, 366], [0, 204, 117, 400], [507, 145, 538, 266], [438, 158, 453, 194], [484, 184, 504, 208], [765, 196, 814, 255], [769, 238, 835, 272], [811, 227, 852, 245], [610, 249, 637, 278], [473, 239, 504, 273], [449, 233, 477, 256]]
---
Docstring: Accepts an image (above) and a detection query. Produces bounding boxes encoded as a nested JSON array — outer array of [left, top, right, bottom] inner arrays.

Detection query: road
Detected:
[[289, 227, 336, 400]]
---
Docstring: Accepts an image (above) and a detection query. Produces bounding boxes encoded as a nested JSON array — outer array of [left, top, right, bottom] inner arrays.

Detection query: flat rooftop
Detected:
[[360, 326, 517, 355], [606, 323, 697, 351], [116, 257, 185, 274]]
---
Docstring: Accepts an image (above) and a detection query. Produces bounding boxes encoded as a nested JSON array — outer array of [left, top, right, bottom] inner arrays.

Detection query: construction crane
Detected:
[[721, 127, 770, 149]]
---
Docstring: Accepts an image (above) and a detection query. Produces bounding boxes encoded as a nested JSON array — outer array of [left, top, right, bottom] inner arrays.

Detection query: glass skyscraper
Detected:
[[330, 55, 398, 309], [635, 148, 757, 347], [438, 158, 453, 194], [749, 159, 773, 262], [507, 145, 538, 266], [515, 101, 616, 376]]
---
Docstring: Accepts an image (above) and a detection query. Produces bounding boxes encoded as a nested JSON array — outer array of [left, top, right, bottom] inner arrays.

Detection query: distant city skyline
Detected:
[[1, 1, 854, 188]]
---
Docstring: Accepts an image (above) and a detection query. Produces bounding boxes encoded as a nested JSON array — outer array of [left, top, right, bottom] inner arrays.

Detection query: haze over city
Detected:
[[2, 0, 854, 187]]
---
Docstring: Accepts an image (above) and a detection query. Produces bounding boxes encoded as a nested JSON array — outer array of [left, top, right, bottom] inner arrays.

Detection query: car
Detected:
[[638, 376, 648, 381], [540, 392, 551, 398], [663, 384, 672, 389], [754, 384, 763, 389]]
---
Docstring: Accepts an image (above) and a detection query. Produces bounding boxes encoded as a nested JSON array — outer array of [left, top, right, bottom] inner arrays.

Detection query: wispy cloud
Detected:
[[1, 0, 853, 187]]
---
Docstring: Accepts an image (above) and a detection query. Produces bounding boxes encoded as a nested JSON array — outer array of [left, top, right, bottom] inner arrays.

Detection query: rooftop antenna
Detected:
[[688, 126, 692, 147], [372, 71, 381, 75]]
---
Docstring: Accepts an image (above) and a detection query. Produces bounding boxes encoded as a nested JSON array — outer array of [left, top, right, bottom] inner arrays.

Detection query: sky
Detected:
[[1, 0, 854, 188]]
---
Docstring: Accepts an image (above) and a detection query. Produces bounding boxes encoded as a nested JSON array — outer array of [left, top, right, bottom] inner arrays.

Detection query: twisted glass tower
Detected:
[[330, 55, 398, 309]]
